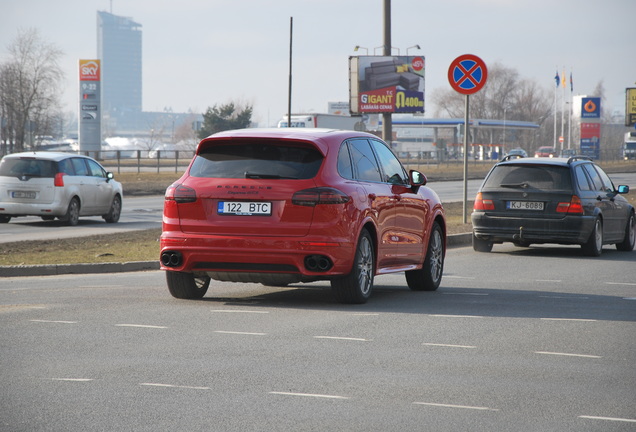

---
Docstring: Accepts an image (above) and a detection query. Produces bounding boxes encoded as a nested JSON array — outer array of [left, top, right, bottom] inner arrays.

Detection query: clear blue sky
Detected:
[[1, 0, 634, 127]]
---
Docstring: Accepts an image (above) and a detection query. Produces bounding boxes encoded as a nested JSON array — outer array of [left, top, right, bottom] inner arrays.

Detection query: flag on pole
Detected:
[[562, 69, 566, 88], [555, 70, 560, 87]]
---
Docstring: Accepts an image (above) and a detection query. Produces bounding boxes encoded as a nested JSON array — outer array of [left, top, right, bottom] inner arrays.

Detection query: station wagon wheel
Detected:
[[103, 195, 122, 223], [166, 271, 210, 299], [472, 232, 493, 252], [582, 217, 603, 257], [406, 221, 444, 291], [331, 229, 374, 304], [616, 212, 635, 252], [62, 198, 80, 226]]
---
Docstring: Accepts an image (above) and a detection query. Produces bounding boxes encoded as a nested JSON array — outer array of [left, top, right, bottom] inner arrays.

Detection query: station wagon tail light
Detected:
[[54, 173, 65, 187], [292, 187, 350, 207], [556, 195, 583, 214], [473, 193, 495, 211], [165, 183, 197, 203]]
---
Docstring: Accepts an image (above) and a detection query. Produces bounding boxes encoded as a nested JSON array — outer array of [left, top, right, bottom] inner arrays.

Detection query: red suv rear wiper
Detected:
[[244, 172, 298, 179]]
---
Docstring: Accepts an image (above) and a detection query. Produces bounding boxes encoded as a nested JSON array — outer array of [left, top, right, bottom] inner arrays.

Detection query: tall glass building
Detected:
[[97, 11, 142, 128]]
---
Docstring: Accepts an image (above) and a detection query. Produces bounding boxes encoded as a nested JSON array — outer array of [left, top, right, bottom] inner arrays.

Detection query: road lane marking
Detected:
[[30, 319, 77, 324], [538, 295, 589, 300], [429, 314, 484, 318], [214, 331, 266, 336], [540, 318, 597, 322], [115, 324, 167, 329], [422, 343, 476, 349], [413, 402, 499, 411], [534, 351, 601, 359], [52, 378, 93, 382], [606, 282, 636, 286], [579, 415, 636, 423], [140, 383, 210, 390], [314, 336, 370, 342], [269, 391, 349, 400], [442, 292, 489, 296], [443, 275, 476, 279], [209, 310, 269, 314], [536, 279, 562, 283]]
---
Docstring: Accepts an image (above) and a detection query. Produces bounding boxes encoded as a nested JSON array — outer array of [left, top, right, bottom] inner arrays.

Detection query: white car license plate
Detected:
[[11, 191, 36, 199], [507, 201, 544, 211], [217, 201, 272, 216]]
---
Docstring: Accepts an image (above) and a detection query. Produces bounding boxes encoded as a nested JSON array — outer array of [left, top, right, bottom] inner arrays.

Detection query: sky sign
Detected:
[[349, 56, 425, 114]]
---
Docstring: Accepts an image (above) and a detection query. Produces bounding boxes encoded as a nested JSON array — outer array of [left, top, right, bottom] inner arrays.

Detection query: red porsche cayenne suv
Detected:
[[160, 128, 446, 303]]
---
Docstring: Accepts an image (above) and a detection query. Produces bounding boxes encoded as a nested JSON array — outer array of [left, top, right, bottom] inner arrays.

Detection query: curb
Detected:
[[0, 234, 472, 278]]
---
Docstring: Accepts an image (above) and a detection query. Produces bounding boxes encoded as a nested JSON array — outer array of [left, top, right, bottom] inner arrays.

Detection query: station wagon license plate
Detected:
[[217, 201, 272, 216], [11, 191, 36, 199], [507, 201, 544, 211]]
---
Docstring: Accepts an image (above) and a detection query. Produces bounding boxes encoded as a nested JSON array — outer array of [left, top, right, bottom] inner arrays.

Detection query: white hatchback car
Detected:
[[0, 152, 123, 225]]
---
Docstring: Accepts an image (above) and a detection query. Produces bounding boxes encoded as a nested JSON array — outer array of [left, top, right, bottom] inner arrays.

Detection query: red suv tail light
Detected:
[[54, 173, 65, 187], [292, 187, 350, 207], [556, 195, 583, 214], [473, 192, 494, 211], [165, 183, 197, 203]]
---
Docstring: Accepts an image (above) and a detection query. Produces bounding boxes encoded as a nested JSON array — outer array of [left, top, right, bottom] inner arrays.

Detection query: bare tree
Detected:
[[0, 28, 64, 153], [431, 63, 553, 152]]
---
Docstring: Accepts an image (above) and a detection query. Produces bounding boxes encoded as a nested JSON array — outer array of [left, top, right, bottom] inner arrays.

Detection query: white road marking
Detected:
[[350, 313, 380, 316], [414, 402, 499, 411], [540, 318, 597, 322], [209, 310, 269, 314], [30, 319, 77, 324], [214, 331, 266, 336], [52, 378, 93, 382], [423, 343, 477, 349], [269, 391, 349, 400], [536, 279, 562, 283], [538, 295, 589, 300], [314, 336, 369, 342], [429, 314, 484, 318], [140, 383, 210, 390], [442, 292, 489, 296], [606, 282, 636, 286], [115, 324, 167, 329], [579, 415, 636, 423], [443, 275, 476, 279], [534, 351, 601, 359]]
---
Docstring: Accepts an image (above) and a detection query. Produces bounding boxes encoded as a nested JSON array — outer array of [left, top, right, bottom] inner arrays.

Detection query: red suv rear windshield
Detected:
[[189, 142, 323, 179]]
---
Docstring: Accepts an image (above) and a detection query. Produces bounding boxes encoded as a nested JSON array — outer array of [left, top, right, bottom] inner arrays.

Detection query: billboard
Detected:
[[349, 56, 425, 114], [626, 88, 636, 126], [79, 59, 101, 152], [580, 122, 600, 159]]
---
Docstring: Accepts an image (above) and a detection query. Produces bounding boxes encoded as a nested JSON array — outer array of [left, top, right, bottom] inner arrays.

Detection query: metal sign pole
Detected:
[[463, 94, 470, 224]]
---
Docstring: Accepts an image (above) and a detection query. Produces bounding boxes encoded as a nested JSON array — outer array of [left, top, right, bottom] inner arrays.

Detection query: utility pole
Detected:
[[382, 0, 392, 144]]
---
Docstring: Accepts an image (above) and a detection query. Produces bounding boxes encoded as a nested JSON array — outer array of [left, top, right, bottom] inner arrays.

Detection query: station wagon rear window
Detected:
[[483, 165, 572, 191], [189, 142, 323, 179]]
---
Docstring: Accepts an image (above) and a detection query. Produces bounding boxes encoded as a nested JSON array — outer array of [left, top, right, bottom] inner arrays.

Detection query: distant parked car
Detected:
[[472, 156, 634, 256], [0, 152, 123, 225], [535, 146, 556, 158], [506, 148, 527, 158], [160, 128, 446, 304]]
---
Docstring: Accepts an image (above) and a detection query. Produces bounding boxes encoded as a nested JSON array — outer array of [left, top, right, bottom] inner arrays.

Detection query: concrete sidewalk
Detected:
[[0, 233, 472, 278]]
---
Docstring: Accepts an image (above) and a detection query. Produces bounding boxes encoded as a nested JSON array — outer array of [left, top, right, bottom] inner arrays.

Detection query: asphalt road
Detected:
[[2, 243, 634, 431]]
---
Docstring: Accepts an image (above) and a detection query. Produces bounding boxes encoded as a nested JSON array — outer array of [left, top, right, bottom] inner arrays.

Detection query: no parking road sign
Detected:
[[448, 54, 488, 95]]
